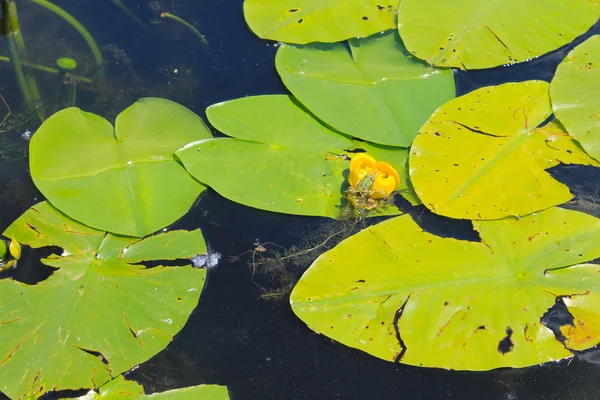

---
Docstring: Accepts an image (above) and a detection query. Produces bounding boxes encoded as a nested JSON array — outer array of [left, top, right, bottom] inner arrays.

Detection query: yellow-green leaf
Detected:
[[397, 0, 600, 69], [551, 35, 600, 161], [291, 207, 600, 371], [244, 0, 397, 44], [410, 81, 599, 220]]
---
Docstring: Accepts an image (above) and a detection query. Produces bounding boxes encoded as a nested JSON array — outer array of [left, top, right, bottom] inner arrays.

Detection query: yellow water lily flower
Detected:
[[348, 153, 377, 188], [9, 235, 21, 260], [348, 153, 400, 198]]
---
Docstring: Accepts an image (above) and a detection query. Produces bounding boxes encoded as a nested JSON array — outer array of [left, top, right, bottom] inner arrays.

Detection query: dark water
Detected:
[[1, 1, 600, 399]]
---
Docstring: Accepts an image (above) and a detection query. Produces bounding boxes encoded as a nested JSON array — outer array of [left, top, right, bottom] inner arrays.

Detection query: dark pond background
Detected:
[[1, 1, 600, 399]]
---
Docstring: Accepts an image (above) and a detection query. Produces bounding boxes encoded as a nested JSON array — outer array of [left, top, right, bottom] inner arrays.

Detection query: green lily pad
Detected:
[[176, 95, 414, 218], [243, 0, 397, 44], [276, 31, 455, 147], [551, 35, 600, 161], [291, 207, 600, 371], [397, 0, 600, 69], [0, 202, 207, 399], [30, 98, 211, 237], [80, 375, 229, 399], [410, 81, 599, 220]]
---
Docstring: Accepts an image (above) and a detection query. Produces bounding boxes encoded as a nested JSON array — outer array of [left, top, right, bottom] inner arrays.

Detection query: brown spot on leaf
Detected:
[[498, 326, 514, 354]]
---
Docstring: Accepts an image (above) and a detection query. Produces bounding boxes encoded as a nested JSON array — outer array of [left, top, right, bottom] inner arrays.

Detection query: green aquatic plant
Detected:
[[397, 0, 600, 69], [410, 80, 598, 220], [110, 0, 151, 32], [0, 201, 209, 399], [52, 57, 78, 111], [25, 0, 105, 75], [550, 35, 600, 161], [160, 11, 209, 47], [291, 206, 600, 371], [276, 30, 455, 147], [1, 0, 44, 121], [30, 98, 211, 237], [243, 0, 398, 44], [242, 217, 366, 300], [0, 55, 92, 84], [176, 94, 416, 218]]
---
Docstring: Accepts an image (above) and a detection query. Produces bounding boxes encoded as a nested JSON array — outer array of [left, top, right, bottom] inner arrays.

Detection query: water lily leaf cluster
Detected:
[[243, 0, 600, 70], [287, 29, 600, 372], [30, 97, 211, 237], [0, 202, 207, 399], [176, 95, 415, 218], [176, 31, 453, 216], [79, 376, 229, 399]]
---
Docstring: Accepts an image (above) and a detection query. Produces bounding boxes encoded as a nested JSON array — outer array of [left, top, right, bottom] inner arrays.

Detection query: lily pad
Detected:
[[560, 292, 600, 351], [0, 202, 207, 399], [410, 81, 599, 220], [30, 98, 211, 237], [176, 95, 414, 218], [290, 207, 600, 371], [276, 31, 455, 147], [551, 35, 600, 161], [397, 0, 600, 69], [79, 375, 229, 399], [243, 0, 397, 44]]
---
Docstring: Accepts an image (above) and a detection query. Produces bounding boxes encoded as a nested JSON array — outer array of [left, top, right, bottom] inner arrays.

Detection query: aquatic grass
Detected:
[[160, 11, 209, 47], [0, 56, 92, 84], [110, 0, 151, 32], [25, 0, 105, 76], [1, 0, 44, 121]]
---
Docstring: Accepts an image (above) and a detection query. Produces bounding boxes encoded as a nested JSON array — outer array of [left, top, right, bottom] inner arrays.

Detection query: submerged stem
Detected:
[[160, 11, 209, 47], [0, 56, 92, 84], [1, 0, 44, 121], [24, 0, 105, 76], [110, 0, 150, 32]]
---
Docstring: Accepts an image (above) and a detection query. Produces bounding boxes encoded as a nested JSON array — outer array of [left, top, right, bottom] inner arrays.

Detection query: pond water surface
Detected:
[[1, 1, 600, 399]]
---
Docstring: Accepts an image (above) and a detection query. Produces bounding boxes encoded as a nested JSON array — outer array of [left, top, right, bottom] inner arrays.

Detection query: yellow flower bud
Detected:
[[9, 235, 21, 260]]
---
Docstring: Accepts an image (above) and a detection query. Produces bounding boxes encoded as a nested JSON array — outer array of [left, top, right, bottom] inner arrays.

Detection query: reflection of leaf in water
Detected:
[[291, 206, 600, 371], [0, 201, 207, 399]]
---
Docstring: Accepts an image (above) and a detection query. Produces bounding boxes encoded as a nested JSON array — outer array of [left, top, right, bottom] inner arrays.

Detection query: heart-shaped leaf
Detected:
[[291, 207, 600, 370], [176, 95, 416, 217], [398, 0, 600, 69], [0, 202, 207, 399], [551, 35, 600, 161], [30, 98, 211, 237], [276, 31, 455, 147], [410, 81, 598, 220], [243, 0, 398, 44]]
